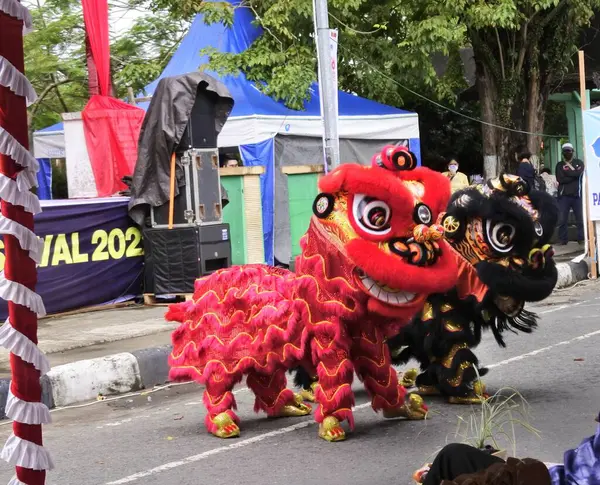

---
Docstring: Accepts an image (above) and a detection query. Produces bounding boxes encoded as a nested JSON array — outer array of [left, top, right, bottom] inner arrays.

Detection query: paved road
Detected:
[[0, 282, 599, 485]]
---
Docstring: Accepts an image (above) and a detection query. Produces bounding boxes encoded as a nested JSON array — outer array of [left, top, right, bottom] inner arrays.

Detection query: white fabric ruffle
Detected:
[[5, 388, 51, 425], [0, 56, 37, 107], [16, 168, 38, 192], [0, 320, 50, 374], [0, 434, 54, 471], [0, 216, 43, 263], [0, 276, 46, 317], [7, 476, 26, 485], [0, 173, 41, 215], [0, 126, 39, 174], [0, 0, 32, 30]]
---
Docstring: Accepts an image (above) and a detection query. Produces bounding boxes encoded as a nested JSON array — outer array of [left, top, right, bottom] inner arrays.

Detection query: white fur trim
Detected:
[[0, 434, 54, 471], [5, 388, 51, 425], [0, 56, 36, 106], [16, 169, 38, 192], [0, 127, 39, 174], [0, 216, 43, 263], [0, 320, 50, 374], [0, 0, 32, 30], [0, 276, 46, 317], [0, 173, 41, 215]]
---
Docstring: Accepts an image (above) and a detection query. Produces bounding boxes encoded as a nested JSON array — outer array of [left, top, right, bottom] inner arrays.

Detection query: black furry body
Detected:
[[387, 289, 539, 397]]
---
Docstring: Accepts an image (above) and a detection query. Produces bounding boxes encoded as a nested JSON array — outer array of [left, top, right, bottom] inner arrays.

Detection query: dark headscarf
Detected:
[[442, 458, 551, 485]]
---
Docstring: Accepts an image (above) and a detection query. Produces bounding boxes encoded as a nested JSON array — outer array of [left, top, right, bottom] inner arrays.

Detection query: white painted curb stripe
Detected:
[[555, 262, 575, 288], [46, 353, 141, 407], [555, 261, 588, 289]]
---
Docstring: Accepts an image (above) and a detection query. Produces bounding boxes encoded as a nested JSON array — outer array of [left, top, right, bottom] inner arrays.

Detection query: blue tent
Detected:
[[32, 0, 421, 264]]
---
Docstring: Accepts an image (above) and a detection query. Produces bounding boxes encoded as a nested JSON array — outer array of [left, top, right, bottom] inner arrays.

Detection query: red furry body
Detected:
[[167, 149, 459, 439]]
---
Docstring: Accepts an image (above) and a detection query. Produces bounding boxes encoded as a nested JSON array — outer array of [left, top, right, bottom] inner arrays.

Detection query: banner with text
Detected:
[[0, 199, 144, 318], [583, 110, 600, 221]]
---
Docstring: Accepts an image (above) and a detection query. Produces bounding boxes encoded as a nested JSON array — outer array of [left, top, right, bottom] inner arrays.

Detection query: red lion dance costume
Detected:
[[167, 147, 458, 442]]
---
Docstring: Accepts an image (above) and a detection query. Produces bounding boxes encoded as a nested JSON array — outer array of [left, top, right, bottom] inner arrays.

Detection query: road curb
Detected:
[[555, 260, 589, 289], [0, 346, 174, 419]]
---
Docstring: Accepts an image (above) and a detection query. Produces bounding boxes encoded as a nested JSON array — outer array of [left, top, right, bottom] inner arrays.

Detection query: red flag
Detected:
[[82, 95, 145, 196], [81, 0, 111, 96]]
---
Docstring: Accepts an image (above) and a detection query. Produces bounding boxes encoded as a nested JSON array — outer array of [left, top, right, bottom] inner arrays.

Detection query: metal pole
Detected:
[[577, 50, 597, 277], [312, 0, 340, 170]]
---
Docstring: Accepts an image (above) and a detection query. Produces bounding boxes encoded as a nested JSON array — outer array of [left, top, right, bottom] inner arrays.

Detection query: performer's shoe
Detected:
[[383, 394, 428, 420], [447, 381, 489, 405], [299, 382, 318, 403], [318, 416, 346, 442], [277, 393, 312, 417], [415, 385, 441, 396], [400, 368, 419, 388], [211, 412, 240, 439]]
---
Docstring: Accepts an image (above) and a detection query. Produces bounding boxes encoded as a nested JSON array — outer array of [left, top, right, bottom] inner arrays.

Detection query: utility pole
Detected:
[[312, 0, 340, 170]]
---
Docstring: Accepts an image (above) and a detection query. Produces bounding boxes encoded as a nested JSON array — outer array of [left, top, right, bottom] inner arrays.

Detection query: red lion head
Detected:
[[308, 146, 458, 322]]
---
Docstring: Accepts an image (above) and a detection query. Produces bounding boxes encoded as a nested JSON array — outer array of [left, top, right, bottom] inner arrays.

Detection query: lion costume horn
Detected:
[[371, 145, 418, 172]]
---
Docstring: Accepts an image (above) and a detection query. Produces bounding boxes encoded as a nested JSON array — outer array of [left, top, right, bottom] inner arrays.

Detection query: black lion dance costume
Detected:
[[294, 174, 559, 404]]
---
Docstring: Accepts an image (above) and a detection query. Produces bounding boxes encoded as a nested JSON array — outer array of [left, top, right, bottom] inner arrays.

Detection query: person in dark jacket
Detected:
[[516, 151, 536, 189], [412, 411, 600, 485], [556, 143, 584, 245]]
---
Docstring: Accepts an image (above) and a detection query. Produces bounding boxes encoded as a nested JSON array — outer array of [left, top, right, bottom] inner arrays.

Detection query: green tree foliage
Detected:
[[145, 0, 466, 110], [149, 0, 599, 175], [23, 0, 188, 132]]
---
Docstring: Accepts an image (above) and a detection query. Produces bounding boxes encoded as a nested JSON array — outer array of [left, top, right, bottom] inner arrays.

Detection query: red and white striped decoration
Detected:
[[0, 1, 53, 484]]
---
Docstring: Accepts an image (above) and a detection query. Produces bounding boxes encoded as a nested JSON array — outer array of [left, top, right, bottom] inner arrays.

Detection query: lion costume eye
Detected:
[[485, 220, 516, 253], [352, 194, 392, 235]]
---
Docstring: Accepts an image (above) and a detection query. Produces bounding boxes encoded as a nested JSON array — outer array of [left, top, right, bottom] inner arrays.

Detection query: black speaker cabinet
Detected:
[[176, 88, 219, 152], [143, 224, 231, 295]]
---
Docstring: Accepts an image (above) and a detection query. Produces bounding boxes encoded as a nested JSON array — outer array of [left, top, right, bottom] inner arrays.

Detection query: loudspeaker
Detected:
[[143, 224, 231, 295], [176, 88, 219, 152]]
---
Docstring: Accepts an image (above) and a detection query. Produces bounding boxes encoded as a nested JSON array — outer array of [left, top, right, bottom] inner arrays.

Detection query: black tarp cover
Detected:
[[128, 72, 234, 225]]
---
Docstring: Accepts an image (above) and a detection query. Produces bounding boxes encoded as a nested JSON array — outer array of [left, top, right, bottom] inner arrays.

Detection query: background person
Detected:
[[516, 151, 536, 189], [556, 143, 584, 245], [219, 152, 241, 168], [540, 167, 558, 197], [443, 159, 469, 193]]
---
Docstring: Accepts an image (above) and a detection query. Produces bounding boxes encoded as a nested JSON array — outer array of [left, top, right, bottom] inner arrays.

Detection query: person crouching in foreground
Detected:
[[413, 411, 599, 484]]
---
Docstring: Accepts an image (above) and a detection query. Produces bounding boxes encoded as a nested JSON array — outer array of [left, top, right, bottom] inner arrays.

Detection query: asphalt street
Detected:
[[0, 281, 598, 485]]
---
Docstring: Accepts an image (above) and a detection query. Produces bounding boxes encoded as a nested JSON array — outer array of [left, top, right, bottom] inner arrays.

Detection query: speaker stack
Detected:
[[143, 88, 232, 295]]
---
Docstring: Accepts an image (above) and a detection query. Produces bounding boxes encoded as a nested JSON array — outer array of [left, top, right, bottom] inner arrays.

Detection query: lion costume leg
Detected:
[[351, 328, 428, 421], [246, 367, 311, 418], [311, 336, 356, 442], [292, 364, 318, 402], [434, 344, 489, 404], [203, 374, 242, 439]]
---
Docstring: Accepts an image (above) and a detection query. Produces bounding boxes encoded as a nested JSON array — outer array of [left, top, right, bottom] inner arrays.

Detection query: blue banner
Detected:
[[0, 198, 144, 318], [583, 110, 600, 221]]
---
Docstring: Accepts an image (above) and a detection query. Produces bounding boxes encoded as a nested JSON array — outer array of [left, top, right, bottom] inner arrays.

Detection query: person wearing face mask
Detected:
[[556, 143, 585, 245], [443, 159, 469, 194]]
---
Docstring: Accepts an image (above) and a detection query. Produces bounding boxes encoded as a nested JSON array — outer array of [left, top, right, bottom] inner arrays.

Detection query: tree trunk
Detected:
[[526, 67, 543, 169], [476, 63, 499, 179]]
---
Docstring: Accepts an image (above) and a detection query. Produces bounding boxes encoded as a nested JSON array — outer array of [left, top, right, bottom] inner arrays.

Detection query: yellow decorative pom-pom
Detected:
[[413, 224, 429, 243], [429, 224, 444, 241]]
